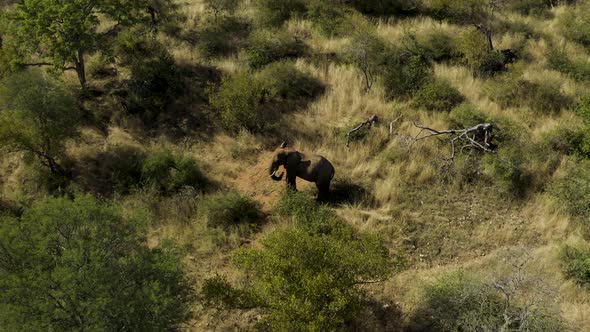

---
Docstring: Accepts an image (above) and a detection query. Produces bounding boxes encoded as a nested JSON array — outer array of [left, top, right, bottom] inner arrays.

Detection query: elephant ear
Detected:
[[280, 141, 287, 149], [285, 151, 302, 172]]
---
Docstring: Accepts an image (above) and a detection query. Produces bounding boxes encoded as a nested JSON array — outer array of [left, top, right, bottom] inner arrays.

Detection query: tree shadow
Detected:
[[327, 178, 375, 207], [348, 299, 404, 332]]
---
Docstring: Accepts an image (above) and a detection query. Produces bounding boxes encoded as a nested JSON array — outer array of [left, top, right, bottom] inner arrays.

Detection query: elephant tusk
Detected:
[[270, 171, 284, 181]]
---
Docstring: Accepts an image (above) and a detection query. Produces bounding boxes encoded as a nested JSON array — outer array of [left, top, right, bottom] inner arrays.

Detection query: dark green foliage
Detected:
[[411, 271, 504, 331], [196, 16, 250, 58], [233, 222, 389, 331], [547, 49, 590, 82], [274, 189, 339, 234], [486, 72, 571, 113], [412, 79, 464, 112], [420, 30, 461, 63], [0, 195, 193, 331], [508, 0, 553, 17], [200, 191, 259, 228], [558, 1, 590, 47], [258, 61, 324, 101], [115, 28, 182, 118], [550, 161, 590, 222], [208, 72, 266, 132], [305, 0, 347, 36], [204, 0, 239, 18], [246, 29, 306, 68], [106, 146, 146, 194], [254, 0, 306, 27], [348, 0, 421, 16], [202, 275, 257, 308], [449, 103, 488, 128], [483, 146, 532, 197], [0, 70, 80, 175], [541, 124, 590, 158], [560, 244, 590, 286], [382, 47, 432, 98], [577, 95, 590, 122]]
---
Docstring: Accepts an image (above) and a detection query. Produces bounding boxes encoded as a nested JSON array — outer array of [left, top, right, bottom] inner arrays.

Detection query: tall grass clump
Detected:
[[557, 1, 590, 47], [560, 243, 590, 287], [550, 160, 590, 224], [547, 49, 590, 82], [254, 0, 306, 27], [196, 16, 250, 58]]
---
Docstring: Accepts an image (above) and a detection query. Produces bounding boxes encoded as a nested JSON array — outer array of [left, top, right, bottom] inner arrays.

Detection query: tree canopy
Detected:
[[0, 195, 194, 330]]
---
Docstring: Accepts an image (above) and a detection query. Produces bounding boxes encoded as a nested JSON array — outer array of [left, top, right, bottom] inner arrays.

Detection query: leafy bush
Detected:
[[305, 0, 347, 36], [200, 191, 259, 228], [204, 0, 239, 18], [115, 28, 182, 118], [258, 61, 323, 101], [541, 124, 590, 158], [411, 271, 504, 331], [411, 269, 563, 331], [457, 28, 505, 76], [483, 146, 532, 197], [246, 29, 306, 68], [233, 224, 389, 331], [0, 195, 193, 331], [449, 103, 488, 127], [547, 49, 590, 82], [420, 29, 461, 63], [342, 30, 387, 90], [208, 72, 266, 132], [0, 70, 80, 176], [550, 160, 590, 222], [274, 189, 339, 234], [486, 72, 571, 113], [382, 47, 432, 98], [508, 0, 552, 16], [254, 0, 306, 27], [348, 0, 421, 16], [141, 150, 208, 193], [577, 95, 590, 122], [196, 16, 250, 58], [557, 1, 590, 47], [412, 79, 464, 112], [560, 244, 590, 286]]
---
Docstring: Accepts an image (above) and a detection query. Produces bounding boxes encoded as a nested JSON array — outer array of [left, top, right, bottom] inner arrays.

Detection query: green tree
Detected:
[[4, 0, 178, 87], [234, 226, 389, 330], [204, 0, 239, 20], [431, 0, 504, 51], [344, 30, 386, 91], [0, 70, 80, 175], [0, 195, 194, 331]]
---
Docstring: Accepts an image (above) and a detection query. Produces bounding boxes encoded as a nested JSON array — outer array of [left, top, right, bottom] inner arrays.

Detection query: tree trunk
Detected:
[[486, 30, 494, 51], [75, 50, 86, 88]]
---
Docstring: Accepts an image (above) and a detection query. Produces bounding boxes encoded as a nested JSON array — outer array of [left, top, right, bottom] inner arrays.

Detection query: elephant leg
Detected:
[[316, 181, 330, 202], [287, 175, 297, 190]]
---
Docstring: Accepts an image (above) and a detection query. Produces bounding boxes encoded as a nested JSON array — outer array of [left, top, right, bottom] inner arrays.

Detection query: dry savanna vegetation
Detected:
[[1, 0, 590, 331]]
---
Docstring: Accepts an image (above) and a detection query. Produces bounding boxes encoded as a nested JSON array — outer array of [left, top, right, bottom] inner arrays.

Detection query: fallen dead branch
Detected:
[[346, 115, 379, 147], [413, 122, 497, 160]]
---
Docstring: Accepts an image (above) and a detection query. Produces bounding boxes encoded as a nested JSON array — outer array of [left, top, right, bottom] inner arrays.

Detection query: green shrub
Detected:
[[106, 146, 147, 194], [305, 0, 347, 36], [577, 95, 590, 122], [0, 195, 193, 331], [382, 47, 432, 98], [208, 72, 266, 132], [254, 0, 306, 27], [548, 49, 590, 82], [233, 224, 389, 331], [196, 16, 250, 58], [411, 270, 563, 331], [508, 0, 552, 17], [449, 103, 488, 127], [141, 150, 208, 193], [550, 160, 590, 222], [412, 79, 464, 112], [457, 28, 505, 76], [246, 29, 306, 68], [411, 271, 504, 331], [115, 29, 182, 118], [560, 244, 590, 286], [486, 72, 571, 113], [420, 29, 461, 63], [342, 31, 386, 91], [274, 189, 339, 234], [258, 61, 323, 101], [201, 191, 259, 228], [541, 124, 590, 158], [558, 1, 590, 47], [348, 0, 421, 16], [483, 146, 532, 197]]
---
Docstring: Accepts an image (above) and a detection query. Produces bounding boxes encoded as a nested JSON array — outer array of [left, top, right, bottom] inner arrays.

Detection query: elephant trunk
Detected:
[[269, 160, 284, 181]]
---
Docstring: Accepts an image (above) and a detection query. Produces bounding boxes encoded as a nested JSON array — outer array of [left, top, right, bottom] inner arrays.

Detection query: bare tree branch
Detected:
[[346, 114, 379, 148]]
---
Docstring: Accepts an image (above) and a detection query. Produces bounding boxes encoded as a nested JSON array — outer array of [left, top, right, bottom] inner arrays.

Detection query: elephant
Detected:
[[268, 142, 335, 201]]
